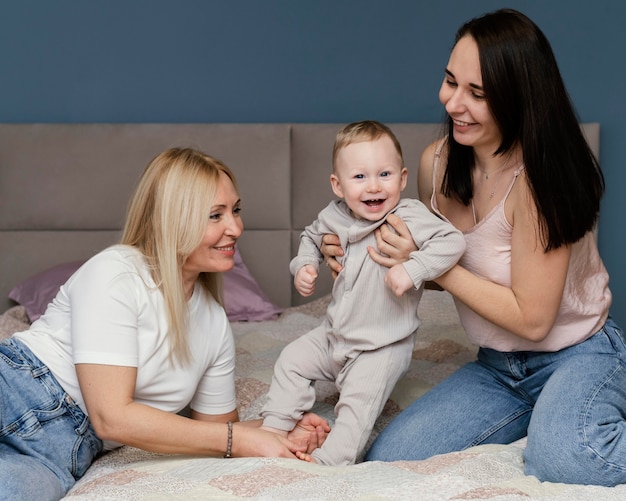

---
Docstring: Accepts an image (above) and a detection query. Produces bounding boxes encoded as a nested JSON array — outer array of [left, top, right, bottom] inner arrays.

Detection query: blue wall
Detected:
[[2, 0, 625, 326]]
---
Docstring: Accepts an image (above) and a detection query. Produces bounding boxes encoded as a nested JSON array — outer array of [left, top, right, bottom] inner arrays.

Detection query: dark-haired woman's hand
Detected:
[[367, 213, 417, 267], [320, 234, 344, 279]]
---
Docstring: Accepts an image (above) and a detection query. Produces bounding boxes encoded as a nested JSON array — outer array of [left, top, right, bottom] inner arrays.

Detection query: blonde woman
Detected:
[[0, 148, 328, 500]]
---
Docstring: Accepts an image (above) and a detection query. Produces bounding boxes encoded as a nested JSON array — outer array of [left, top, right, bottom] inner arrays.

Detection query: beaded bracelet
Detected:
[[224, 420, 233, 458]]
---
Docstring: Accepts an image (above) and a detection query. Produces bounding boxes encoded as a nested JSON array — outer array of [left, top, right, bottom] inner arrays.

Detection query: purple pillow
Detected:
[[9, 249, 282, 323], [223, 249, 283, 322]]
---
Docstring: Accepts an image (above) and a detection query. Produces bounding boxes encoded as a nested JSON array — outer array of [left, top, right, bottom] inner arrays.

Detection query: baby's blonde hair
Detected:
[[332, 120, 404, 171]]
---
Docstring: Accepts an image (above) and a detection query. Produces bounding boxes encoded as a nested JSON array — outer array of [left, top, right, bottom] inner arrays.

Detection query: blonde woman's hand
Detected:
[[234, 425, 306, 458], [288, 412, 331, 453]]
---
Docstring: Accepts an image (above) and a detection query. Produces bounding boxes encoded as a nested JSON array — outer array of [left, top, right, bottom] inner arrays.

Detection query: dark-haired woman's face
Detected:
[[439, 35, 502, 156]]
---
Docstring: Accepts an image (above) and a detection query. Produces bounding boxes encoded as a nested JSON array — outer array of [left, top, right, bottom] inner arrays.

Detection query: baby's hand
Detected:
[[384, 264, 414, 297], [295, 264, 318, 297]]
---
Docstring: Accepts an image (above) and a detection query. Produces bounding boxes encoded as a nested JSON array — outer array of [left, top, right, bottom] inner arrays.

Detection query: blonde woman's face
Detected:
[[183, 172, 243, 281]]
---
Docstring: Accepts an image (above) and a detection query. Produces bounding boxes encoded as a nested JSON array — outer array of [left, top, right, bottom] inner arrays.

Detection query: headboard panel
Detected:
[[0, 123, 599, 312]]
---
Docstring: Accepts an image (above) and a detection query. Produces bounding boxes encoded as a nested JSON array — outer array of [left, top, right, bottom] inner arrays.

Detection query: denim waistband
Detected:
[[477, 316, 625, 375]]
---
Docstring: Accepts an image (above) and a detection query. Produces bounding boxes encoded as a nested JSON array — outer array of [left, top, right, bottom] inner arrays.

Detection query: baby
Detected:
[[261, 120, 466, 465]]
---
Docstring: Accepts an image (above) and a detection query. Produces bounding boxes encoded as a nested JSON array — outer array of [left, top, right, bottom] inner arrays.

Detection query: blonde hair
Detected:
[[332, 120, 404, 171], [121, 147, 239, 365]]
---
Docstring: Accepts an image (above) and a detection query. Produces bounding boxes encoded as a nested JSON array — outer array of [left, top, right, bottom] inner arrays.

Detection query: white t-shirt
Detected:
[[15, 245, 237, 442]]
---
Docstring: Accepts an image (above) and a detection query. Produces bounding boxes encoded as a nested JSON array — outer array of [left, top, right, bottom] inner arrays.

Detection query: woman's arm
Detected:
[[228, 414, 330, 452], [76, 363, 306, 458], [420, 142, 568, 341], [420, 141, 568, 340], [435, 177, 569, 342]]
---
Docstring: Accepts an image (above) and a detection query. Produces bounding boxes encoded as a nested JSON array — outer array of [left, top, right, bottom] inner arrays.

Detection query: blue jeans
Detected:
[[365, 317, 626, 487], [0, 338, 103, 500]]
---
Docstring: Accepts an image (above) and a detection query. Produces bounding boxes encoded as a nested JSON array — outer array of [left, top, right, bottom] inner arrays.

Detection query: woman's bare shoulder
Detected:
[[417, 140, 444, 205]]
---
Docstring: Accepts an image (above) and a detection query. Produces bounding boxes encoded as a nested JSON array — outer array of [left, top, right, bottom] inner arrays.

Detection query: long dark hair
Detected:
[[441, 8, 604, 251]]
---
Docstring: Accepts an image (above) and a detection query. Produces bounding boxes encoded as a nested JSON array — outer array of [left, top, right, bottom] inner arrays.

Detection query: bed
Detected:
[[3, 123, 624, 500]]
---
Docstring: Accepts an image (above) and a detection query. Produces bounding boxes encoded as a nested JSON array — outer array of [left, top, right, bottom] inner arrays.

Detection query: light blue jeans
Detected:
[[365, 317, 626, 487], [0, 338, 103, 500]]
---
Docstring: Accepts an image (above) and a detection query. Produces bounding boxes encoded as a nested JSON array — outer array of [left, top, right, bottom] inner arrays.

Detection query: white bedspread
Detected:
[[2, 292, 625, 500]]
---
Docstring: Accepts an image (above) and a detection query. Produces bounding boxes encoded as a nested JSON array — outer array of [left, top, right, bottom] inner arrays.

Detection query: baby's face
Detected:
[[331, 135, 407, 221]]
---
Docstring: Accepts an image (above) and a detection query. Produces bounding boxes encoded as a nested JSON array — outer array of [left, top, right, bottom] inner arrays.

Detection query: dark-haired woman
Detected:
[[324, 9, 624, 486]]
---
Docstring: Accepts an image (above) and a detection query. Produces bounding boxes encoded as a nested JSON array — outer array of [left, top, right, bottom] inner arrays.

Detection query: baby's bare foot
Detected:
[[296, 451, 317, 463]]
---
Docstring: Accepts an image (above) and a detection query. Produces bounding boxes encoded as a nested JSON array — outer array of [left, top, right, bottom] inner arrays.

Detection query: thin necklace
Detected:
[[478, 167, 496, 179], [471, 178, 502, 224], [471, 158, 510, 225], [486, 166, 506, 201], [477, 161, 505, 180]]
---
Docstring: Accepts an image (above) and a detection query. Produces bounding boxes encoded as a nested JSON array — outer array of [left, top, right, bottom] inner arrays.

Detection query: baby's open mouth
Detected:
[[363, 199, 385, 207]]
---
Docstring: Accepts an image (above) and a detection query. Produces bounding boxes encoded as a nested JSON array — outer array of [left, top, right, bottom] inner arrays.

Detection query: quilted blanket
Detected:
[[2, 292, 625, 500]]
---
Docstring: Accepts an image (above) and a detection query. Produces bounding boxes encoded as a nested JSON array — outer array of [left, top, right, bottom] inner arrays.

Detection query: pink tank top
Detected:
[[430, 142, 611, 351]]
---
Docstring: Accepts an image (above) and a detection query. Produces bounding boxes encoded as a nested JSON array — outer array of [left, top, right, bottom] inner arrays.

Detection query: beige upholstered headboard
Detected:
[[0, 123, 599, 312]]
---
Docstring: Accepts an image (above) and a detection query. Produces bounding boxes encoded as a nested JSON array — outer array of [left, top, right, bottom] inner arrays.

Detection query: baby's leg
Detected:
[[312, 335, 414, 465], [261, 324, 337, 432]]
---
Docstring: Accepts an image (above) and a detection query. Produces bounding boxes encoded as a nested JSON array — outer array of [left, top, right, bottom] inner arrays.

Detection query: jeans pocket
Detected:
[[4, 396, 66, 439], [1, 372, 64, 440], [1, 411, 41, 439]]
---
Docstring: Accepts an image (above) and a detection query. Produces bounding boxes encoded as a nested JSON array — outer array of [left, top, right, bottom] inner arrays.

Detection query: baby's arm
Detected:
[[380, 201, 465, 294], [294, 264, 318, 297]]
